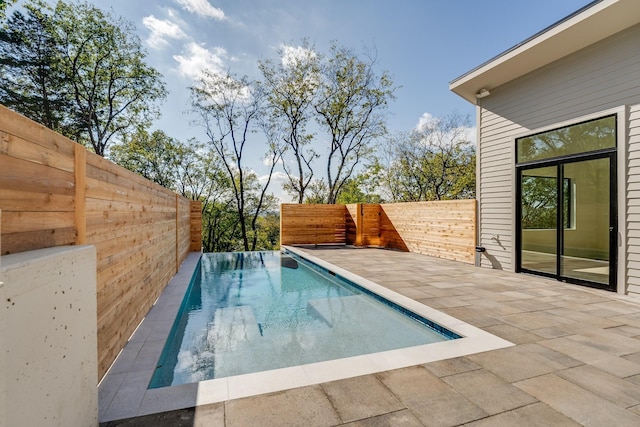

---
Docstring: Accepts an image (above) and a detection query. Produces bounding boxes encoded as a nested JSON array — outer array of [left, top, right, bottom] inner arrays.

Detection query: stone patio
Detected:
[[101, 247, 640, 426]]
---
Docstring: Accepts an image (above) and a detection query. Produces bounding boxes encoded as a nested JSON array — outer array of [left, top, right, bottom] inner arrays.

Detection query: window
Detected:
[[517, 115, 616, 164]]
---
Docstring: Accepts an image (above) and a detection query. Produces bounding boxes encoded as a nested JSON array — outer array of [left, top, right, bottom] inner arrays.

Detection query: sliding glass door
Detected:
[[560, 158, 612, 285], [520, 166, 559, 276], [516, 115, 617, 291]]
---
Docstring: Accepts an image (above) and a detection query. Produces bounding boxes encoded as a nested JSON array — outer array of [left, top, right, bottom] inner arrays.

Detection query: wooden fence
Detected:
[[281, 200, 476, 264], [0, 106, 202, 378], [280, 204, 347, 245]]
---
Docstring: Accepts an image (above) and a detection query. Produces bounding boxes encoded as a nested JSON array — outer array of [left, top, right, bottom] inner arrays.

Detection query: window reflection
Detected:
[[517, 115, 615, 163]]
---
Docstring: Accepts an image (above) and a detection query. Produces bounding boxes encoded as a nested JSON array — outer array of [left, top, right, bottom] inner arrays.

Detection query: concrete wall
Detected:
[[1, 245, 98, 427]]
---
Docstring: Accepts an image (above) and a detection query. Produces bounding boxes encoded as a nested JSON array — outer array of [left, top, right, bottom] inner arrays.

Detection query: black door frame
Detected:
[[515, 149, 617, 291]]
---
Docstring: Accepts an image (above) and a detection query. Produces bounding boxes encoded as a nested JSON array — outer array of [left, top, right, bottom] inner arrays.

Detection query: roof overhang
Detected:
[[450, 0, 640, 104]]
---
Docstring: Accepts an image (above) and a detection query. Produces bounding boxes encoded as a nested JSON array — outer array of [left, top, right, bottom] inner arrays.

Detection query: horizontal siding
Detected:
[[628, 103, 640, 297], [479, 105, 513, 270], [478, 23, 640, 291]]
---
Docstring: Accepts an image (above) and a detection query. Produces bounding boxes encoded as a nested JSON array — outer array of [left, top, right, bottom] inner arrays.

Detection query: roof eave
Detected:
[[450, 0, 640, 104]]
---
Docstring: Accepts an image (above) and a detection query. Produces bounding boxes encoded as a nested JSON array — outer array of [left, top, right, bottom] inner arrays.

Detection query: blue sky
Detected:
[[37, 0, 593, 199]]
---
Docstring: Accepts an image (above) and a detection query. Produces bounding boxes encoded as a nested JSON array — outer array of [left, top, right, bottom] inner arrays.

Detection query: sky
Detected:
[[33, 0, 594, 201]]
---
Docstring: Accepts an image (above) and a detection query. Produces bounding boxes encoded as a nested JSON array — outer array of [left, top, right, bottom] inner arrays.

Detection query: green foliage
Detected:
[[315, 43, 396, 204], [259, 40, 320, 203], [304, 180, 329, 204], [0, 0, 17, 21], [190, 69, 283, 251], [335, 164, 385, 204], [0, 0, 166, 156], [520, 176, 572, 229], [259, 40, 396, 204], [110, 129, 182, 189], [0, 0, 71, 132], [112, 130, 280, 252], [53, 1, 167, 155], [381, 112, 476, 201]]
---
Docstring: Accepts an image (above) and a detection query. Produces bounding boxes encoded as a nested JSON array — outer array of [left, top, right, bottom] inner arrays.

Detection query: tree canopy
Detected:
[[259, 41, 396, 204], [0, 0, 166, 156], [190, 70, 282, 251], [380, 112, 476, 202]]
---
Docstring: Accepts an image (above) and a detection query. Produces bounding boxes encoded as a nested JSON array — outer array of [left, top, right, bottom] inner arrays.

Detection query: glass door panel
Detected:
[[520, 166, 558, 275], [561, 158, 610, 285]]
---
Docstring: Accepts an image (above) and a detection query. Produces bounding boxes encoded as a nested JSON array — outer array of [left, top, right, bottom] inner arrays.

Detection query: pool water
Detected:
[[149, 251, 458, 388]]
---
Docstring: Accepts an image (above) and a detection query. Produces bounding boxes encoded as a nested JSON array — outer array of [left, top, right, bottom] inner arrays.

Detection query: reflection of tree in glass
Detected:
[[521, 176, 570, 229], [518, 116, 615, 163]]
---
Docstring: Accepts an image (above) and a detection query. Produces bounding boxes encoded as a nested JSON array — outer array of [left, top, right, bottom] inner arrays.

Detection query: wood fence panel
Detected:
[[85, 150, 181, 376], [190, 201, 202, 252], [280, 199, 476, 264], [177, 196, 191, 267], [0, 105, 201, 379], [0, 108, 77, 255], [380, 200, 476, 264], [345, 204, 358, 245], [362, 204, 381, 247], [280, 204, 347, 245]]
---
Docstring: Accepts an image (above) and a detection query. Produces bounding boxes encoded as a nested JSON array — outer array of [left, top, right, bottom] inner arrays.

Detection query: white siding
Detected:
[[627, 104, 640, 295], [477, 23, 640, 296]]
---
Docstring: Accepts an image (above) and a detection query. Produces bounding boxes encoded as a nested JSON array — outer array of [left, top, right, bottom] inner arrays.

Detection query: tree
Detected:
[[52, 1, 167, 156], [259, 41, 320, 203], [315, 43, 396, 203], [382, 112, 476, 201], [1, 0, 166, 156], [0, 0, 71, 132], [190, 70, 283, 251], [335, 164, 385, 204], [110, 129, 182, 189], [111, 130, 257, 252], [0, 0, 17, 21]]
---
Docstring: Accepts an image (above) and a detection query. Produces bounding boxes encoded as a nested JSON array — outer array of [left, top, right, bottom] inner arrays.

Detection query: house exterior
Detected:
[[450, 0, 640, 297]]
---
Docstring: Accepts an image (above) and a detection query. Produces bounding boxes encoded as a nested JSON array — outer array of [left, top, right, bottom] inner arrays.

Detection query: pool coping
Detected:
[[98, 248, 514, 422]]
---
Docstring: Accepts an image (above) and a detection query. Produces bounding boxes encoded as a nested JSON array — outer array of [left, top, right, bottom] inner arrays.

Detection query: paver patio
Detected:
[[101, 247, 640, 426]]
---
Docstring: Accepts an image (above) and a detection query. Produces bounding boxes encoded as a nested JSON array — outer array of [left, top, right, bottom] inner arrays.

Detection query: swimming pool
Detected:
[[99, 248, 513, 421], [149, 251, 459, 388]]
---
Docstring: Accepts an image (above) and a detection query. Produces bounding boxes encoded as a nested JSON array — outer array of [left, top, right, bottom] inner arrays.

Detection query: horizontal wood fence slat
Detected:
[[281, 200, 477, 264], [0, 105, 203, 379], [280, 204, 347, 245]]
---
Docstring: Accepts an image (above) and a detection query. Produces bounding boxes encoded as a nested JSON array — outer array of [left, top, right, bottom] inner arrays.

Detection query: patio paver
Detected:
[[100, 247, 640, 426]]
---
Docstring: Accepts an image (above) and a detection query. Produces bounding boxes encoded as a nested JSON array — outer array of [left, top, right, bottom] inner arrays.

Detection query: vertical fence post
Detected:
[[356, 203, 363, 246], [74, 144, 86, 245], [175, 194, 179, 273], [280, 204, 284, 247]]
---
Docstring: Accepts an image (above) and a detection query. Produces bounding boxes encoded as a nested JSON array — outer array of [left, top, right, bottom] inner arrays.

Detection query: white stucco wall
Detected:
[[0, 245, 98, 427]]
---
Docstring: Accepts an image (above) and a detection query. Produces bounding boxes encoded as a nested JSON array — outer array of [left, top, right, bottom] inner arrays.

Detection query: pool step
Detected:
[[208, 306, 261, 352], [307, 295, 367, 327]]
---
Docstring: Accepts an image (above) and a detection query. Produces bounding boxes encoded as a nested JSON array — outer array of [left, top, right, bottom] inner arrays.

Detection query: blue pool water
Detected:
[[149, 251, 458, 388]]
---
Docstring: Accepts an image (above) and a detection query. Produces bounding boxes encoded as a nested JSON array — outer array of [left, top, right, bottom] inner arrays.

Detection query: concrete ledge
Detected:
[[1, 245, 98, 427]]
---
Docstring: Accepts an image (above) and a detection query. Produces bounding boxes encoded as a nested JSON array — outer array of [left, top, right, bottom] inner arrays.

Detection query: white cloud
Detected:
[[258, 171, 290, 203], [281, 44, 317, 68], [259, 170, 288, 184], [415, 112, 436, 131], [262, 155, 284, 167], [173, 42, 227, 80], [142, 15, 187, 49], [463, 125, 477, 146], [415, 112, 477, 146], [176, 0, 225, 20]]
